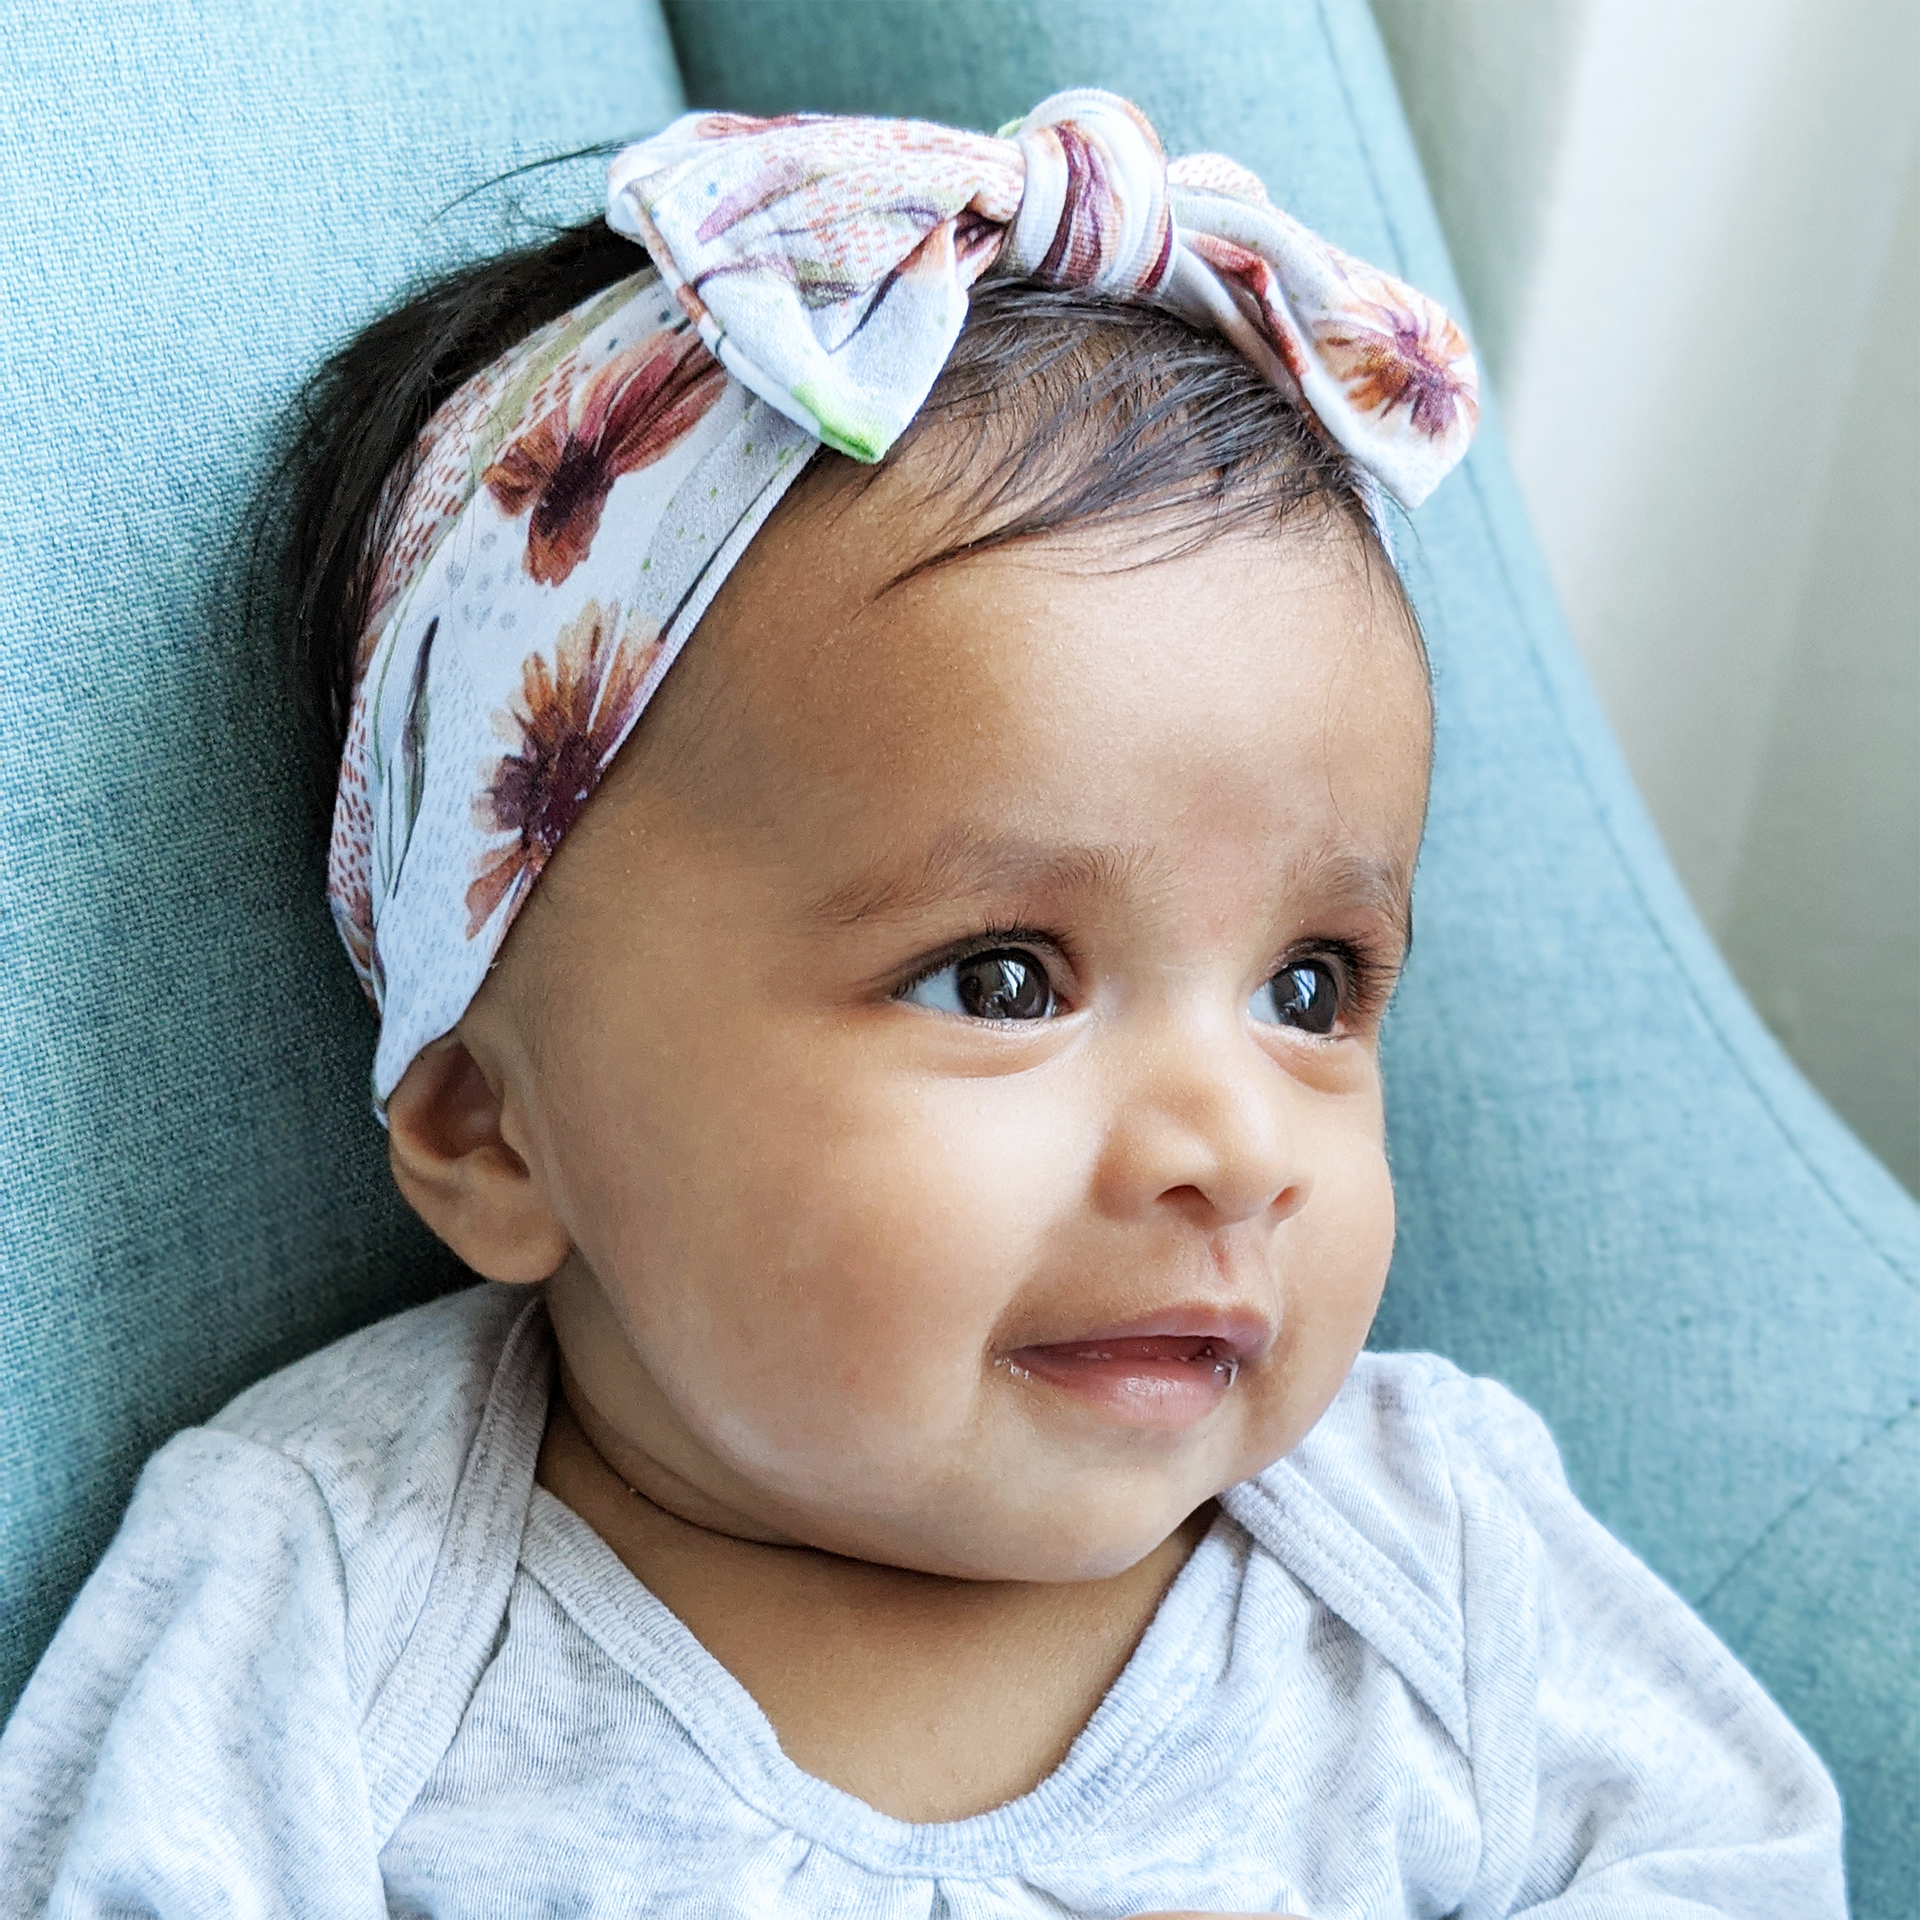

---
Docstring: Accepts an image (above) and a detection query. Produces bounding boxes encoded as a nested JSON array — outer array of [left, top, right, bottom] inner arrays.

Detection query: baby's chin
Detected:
[[760, 1439, 1259, 1585], [716, 1365, 1326, 1580]]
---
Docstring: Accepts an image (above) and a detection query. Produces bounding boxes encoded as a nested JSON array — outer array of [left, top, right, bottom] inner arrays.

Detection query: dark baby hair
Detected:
[[268, 215, 1415, 829]]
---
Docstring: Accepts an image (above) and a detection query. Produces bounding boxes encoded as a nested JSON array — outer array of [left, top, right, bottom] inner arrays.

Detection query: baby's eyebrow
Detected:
[[802, 826, 1413, 947], [1291, 846, 1417, 953], [802, 827, 1144, 928]]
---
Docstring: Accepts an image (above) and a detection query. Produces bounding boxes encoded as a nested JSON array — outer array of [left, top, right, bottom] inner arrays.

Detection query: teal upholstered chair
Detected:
[[3, 1, 1914, 1908]]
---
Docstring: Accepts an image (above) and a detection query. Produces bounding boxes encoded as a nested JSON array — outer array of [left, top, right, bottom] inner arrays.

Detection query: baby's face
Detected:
[[456, 475, 1431, 1582]]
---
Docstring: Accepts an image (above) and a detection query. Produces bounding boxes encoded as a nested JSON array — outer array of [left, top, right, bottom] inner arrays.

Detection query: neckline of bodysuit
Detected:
[[516, 1462, 1256, 1878]]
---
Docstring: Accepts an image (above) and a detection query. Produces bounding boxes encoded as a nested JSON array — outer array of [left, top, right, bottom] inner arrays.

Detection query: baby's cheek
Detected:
[[725, 1081, 1072, 1424], [1234, 1110, 1395, 1461], [1293, 1121, 1396, 1356], [1332, 1116, 1397, 1281]]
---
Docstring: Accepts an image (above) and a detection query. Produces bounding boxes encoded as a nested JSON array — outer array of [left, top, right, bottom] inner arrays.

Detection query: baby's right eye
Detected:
[[902, 949, 1057, 1021]]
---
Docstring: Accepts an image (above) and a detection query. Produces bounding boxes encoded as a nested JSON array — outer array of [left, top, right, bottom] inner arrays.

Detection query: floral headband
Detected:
[[330, 88, 1478, 1110]]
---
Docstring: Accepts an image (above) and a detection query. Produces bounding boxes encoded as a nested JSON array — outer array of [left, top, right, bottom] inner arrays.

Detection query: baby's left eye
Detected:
[[1249, 961, 1341, 1035]]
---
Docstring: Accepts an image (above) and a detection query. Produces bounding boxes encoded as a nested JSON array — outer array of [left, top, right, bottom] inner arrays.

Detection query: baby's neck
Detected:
[[536, 1390, 1213, 1822]]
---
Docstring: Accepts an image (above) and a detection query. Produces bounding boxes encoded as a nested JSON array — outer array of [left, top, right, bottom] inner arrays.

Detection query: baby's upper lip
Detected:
[[1009, 1304, 1274, 1365]]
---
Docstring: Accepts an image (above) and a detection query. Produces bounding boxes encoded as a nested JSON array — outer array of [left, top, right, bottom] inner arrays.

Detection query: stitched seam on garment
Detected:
[[516, 1492, 1232, 1880], [97, 1431, 387, 1858], [1223, 1467, 1468, 1752], [357, 1294, 552, 1843], [1427, 1383, 1543, 1913]]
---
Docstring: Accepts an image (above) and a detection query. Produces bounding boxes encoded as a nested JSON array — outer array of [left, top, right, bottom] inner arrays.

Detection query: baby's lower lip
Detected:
[[1002, 1335, 1243, 1429]]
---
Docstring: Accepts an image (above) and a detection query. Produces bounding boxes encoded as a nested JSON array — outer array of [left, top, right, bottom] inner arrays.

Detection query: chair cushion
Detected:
[[0, 0, 683, 1709], [3, 0, 1915, 1905]]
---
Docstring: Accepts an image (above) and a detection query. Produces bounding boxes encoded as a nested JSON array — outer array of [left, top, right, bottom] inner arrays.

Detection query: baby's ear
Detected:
[[385, 1036, 571, 1285]]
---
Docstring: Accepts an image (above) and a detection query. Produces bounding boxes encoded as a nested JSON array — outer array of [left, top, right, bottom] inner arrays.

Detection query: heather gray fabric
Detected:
[[0, 1288, 1844, 1916]]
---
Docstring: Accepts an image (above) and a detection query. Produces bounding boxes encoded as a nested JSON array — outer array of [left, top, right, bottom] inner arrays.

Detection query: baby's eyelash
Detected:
[[891, 923, 1069, 997], [1292, 936, 1400, 1028]]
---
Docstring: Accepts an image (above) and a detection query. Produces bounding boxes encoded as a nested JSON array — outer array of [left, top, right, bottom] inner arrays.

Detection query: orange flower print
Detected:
[[1183, 232, 1311, 387], [1316, 278, 1478, 441], [482, 329, 727, 588], [464, 600, 661, 938]]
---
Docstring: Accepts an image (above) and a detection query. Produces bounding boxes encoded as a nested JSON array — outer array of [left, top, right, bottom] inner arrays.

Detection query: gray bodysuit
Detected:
[[0, 1285, 1844, 1916]]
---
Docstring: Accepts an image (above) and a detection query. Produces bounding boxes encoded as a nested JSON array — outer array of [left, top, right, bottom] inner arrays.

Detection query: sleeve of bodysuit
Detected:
[[1431, 1372, 1847, 1919], [0, 1428, 389, 1920]]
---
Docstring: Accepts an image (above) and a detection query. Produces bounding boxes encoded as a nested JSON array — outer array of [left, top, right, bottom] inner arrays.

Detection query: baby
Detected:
[[0, 93, 1843, 1916]]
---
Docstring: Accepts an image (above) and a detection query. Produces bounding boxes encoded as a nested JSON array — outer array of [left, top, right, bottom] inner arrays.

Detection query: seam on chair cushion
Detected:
[[1311, 0, 1918, 1297], [1313, 0, 1413, 280], [1694, 1398, 1920, 1615]]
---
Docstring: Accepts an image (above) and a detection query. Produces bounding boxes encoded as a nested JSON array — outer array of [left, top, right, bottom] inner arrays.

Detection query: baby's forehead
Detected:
[[701, 471, 1414, 707], [611, 517, 1432, 908]]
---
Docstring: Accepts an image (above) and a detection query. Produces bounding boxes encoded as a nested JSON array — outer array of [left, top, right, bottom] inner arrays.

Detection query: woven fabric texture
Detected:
[[0, 0, 683, 1717], [661, 0, 1920, 1905], [2, 0, 1915, 1908]]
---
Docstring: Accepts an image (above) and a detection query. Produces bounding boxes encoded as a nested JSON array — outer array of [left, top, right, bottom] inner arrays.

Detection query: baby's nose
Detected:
[[1096, 1015, 1311, 1230]]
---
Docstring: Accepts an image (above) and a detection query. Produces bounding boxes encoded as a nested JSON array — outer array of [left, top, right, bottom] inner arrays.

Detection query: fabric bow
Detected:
[[608, 88, 1477, 508]]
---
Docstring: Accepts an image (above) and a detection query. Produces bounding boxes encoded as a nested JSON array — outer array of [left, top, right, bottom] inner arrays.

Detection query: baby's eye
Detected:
[[903, 948, 1057, 1021], [1249, 960, 1341, 1036]]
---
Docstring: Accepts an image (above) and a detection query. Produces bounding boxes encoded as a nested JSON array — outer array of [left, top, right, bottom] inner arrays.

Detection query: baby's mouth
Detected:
[[1000, 1314, 1266, 1430]]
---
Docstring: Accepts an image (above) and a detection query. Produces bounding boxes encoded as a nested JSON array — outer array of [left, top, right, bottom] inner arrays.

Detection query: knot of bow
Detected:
[[608, 86, 1475, 507], [999, 90, 1175, 295]]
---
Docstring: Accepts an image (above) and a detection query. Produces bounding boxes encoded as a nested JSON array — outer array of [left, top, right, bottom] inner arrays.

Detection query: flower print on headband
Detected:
[[465, 599, 660, 936], [330, 268, 819, 1106], [482, 330, 728, 587], [332, 89, 1480, 1116], [1317, 266, 1477, 439]]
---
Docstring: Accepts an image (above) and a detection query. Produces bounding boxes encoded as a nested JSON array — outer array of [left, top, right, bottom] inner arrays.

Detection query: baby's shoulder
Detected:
[[1227, 1355, 1570, 1635], [208, 1281, 534, 1569], [1286, 1349, 1567, 1502]]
